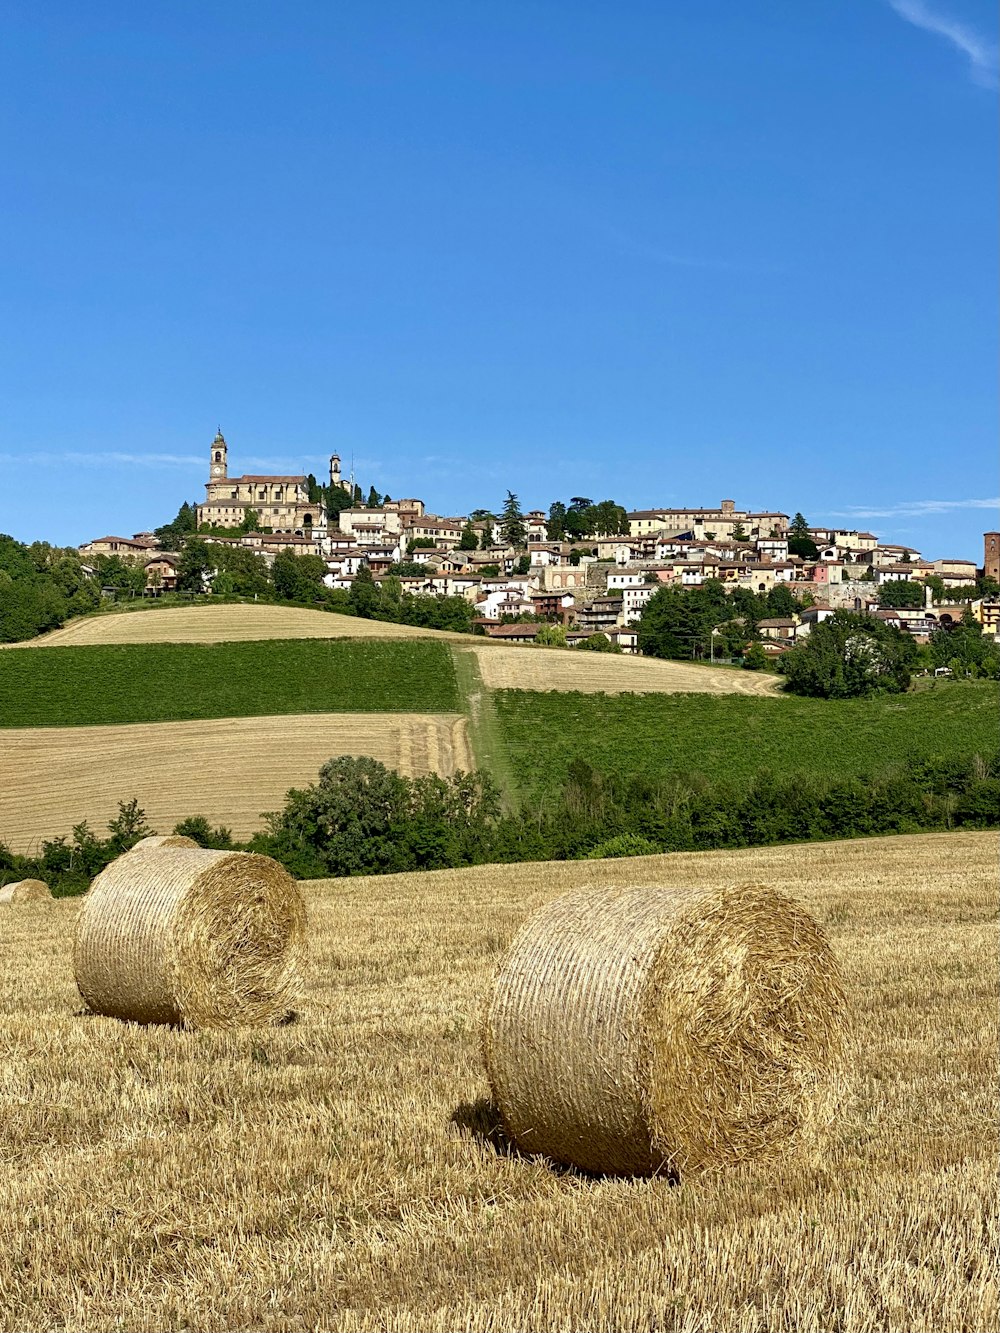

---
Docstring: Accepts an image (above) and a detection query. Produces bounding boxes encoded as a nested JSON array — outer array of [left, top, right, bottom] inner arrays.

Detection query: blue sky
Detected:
[[1, 0, 996, 559]]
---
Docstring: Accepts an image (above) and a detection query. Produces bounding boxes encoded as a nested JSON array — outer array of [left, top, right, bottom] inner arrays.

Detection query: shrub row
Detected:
[[3, 753, 996, 896]]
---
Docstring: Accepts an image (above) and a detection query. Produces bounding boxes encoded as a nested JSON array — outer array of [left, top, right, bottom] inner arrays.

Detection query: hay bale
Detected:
[[483, 882, 846, 1177], [0, 878, 52, 904], [130, 835, 200, 851], [74, 846, 306, 1028]]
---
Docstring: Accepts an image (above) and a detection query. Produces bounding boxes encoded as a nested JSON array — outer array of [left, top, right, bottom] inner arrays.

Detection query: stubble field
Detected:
[[0, 712, 471, 852], [0, 831, 993, 1331], [3, 602, 467, 647], [468, 642, 782, 695]]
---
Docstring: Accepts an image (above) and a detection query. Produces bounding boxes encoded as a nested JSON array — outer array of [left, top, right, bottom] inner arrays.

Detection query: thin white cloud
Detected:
[[830, 497, 999, 519], [0, 450, 203, 468], [887, 0, 999, 87]]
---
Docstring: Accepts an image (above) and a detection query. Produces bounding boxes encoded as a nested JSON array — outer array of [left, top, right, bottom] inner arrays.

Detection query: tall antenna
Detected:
[[350, 452, 356, 499]]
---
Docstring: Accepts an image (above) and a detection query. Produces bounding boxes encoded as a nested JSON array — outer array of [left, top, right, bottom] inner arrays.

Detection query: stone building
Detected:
[[196, 430, 348, 534], [985, 532, 1000, 584]]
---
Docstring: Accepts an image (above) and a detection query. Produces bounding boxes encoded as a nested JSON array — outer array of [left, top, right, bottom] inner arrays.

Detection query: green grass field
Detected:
[[494, 681, 998, 800], [0, 639, 460, 726]]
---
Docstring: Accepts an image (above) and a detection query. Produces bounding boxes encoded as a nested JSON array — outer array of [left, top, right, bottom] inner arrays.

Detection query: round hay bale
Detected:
[[483, 882, 846, 1177], [0, 878, 52, 905], [74, 846, 306, 1028], [130, 835, 200, 851]]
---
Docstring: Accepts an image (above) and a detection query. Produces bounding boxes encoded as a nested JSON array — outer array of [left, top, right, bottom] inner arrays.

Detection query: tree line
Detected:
[[4, 750, 996, 897], [636, 580, 1000, 695]]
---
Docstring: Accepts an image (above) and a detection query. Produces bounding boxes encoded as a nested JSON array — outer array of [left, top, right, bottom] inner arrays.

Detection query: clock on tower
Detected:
[[209, 428, 228, 481]]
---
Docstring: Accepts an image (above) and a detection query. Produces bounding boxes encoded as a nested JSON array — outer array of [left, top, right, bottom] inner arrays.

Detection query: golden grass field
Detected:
[[0, 831, 993, 1332], [0, 713, 470, 852], [467, 642, 782, 695], [4, 602, 466, 647]]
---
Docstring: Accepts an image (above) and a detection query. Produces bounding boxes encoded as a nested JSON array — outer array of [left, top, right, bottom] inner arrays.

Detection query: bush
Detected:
[[585, 834, 662, 859], [780, 611, 917, 697]]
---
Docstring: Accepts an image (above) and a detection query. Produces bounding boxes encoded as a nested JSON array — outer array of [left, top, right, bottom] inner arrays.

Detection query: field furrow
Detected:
[[0, 713, 471, 852]]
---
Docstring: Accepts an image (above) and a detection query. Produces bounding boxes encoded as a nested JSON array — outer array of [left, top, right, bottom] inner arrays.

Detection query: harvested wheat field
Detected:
[[468, 642, 781, 695], [6, 602, 466, 648], [0, 831, 993, 1332], [0, 713, 470, 852]]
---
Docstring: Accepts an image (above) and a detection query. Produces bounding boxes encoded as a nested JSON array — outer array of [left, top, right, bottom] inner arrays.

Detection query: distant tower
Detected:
[[330, 452, 351, 495], [985, 532, 1000, 584], [210, 428, 228, 480]]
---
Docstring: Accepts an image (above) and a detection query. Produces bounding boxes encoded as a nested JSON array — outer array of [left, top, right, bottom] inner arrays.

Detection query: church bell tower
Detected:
[[210, 428, 228, 480]]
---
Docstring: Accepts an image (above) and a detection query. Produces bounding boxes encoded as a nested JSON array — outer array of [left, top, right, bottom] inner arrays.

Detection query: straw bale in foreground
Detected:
[[483, 881, 846, 1177], [74, 846, 306, 1028], [0, 879, 52, 904]]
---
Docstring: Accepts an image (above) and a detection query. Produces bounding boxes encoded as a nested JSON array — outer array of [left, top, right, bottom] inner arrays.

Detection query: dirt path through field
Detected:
[[0, 712, 471, 852]]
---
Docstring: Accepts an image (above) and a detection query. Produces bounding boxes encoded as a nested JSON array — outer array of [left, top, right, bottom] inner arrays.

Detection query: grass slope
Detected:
[[0, 639, 459, 727], [0, 833, 993, 1330], [495, 681, 998, 799]]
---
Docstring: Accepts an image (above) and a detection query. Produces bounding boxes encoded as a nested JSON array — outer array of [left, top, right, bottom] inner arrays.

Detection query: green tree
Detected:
[[500, 491, 527, 548], [930, 611, 1000, 677], [172, 816, 236, 849], [272, 549, 325, 601], [154, 501, 197, 551], [765, 584, 800, 618], [325, 485, 353, 526], [780, 611, 918, 698], [256, 756, 500, 877], [578, 632, 622, 653], [924, 574, 946, 602], [732, 521, 749, 542], [214, 545, 272, 597], [348, 563, 380, 618], [479, 520, 495, 549], [93, 553, 146, 595], [878, 580, 924, 610], [305, 473, 322, 503], [743, 641, 768, 671], [176, 538, 214, 593], [536, 623, 568, 647], [239, 507, 261, 534], [367, 485, 382, 508], [458, 521, 478, 551], [546, 501, 567, 541], [787, 513, 820, 562], [637, 581, 731, 660], [514, 554, 531, 575]]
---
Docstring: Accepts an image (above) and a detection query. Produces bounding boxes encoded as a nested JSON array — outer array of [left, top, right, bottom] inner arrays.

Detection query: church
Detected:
[[196, 429, 350, 534]]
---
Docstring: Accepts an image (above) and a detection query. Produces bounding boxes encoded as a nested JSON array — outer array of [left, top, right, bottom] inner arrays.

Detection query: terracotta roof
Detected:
[[82, 535, 155, 548], [485, 624, 542, 639], [228, 474, 307, 484]]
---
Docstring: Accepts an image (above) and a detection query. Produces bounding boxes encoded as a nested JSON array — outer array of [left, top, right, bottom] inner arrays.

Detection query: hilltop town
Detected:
[[77, 429, 1000, 656]]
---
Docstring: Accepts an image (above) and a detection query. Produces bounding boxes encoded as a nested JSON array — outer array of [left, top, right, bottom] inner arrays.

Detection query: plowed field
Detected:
[[0, 712, 470, 852]]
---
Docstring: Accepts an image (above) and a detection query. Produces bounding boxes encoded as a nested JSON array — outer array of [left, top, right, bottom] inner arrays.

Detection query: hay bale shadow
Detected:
[[451, 1097, 522, 1158], [451, 1096, 681, 1183]]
